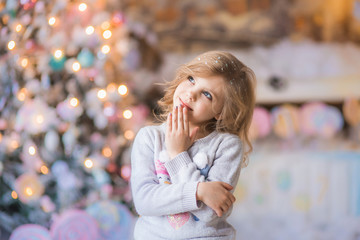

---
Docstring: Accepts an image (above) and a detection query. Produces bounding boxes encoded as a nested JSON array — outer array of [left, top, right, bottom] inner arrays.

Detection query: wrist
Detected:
[[196, 182, 203, 201]]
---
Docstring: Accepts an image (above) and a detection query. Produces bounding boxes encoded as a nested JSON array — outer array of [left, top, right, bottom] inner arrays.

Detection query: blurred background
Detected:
[[0, 0, 360, 239]]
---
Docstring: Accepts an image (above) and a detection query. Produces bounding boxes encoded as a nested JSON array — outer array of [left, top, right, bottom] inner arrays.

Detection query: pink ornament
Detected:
[[120, 165, 131, 181], [249, 107, 271, 140], [10, 224, 51, 240], [22, 1, 36, 10], [300, 102, 327, 136], [300, 102, 343, 138], [50, 209, 99, 240], [35, 1, 45, 12], [25, 40, 36, 51], [0, 118, 7, 130], [316, 106, 344, 138], [40, 196, 56, 213], [112, 12, 125, 26]]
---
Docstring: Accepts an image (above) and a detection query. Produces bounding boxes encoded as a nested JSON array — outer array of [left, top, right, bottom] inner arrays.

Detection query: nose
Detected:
[[186, 90, 196, 101]]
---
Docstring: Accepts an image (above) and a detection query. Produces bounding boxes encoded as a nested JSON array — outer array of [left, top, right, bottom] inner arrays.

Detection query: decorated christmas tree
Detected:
[[0, 0, 157, 237]]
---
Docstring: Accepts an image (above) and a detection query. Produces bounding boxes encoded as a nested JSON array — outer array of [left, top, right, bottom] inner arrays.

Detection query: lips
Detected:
[[179, 98, 193, 111]]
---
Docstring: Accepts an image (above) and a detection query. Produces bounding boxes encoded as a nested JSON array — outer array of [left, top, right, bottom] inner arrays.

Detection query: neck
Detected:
[[189, 125, 210, 140]]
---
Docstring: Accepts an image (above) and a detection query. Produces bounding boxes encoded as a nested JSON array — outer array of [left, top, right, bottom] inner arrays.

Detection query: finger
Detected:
[[183, 107, 189, 134], [178, 104, 184, 130], [220, 205, 228, 215], [230, 194, 236, 203], [215, 209, 222, 217], [226, 199, 233, 209], [172, 106, 178, 130], [167, 112, 172, 132], [221, 182, 233, 191]]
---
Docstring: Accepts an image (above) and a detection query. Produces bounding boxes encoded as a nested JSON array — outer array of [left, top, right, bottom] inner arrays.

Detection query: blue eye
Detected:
[[188, 76, 195, 84], [203, 91, 212, 100]]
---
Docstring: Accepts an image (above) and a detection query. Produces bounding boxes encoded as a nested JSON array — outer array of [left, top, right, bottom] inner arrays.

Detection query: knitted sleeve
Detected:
[[130, 127, 200, 216], [164, 135, 243, 222]]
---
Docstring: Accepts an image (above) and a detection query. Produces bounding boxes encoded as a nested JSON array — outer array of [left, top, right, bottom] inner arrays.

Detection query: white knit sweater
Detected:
[[130, 123, 243, 240]]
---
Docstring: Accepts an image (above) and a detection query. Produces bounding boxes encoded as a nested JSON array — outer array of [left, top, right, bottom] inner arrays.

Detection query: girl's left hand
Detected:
[[166, 105, 198, 159]]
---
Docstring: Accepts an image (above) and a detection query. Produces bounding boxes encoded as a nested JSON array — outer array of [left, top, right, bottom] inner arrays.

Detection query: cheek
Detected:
[[196, 100, 212, 114], [214, 99, 225, 113], [174, 86, 184, 97]]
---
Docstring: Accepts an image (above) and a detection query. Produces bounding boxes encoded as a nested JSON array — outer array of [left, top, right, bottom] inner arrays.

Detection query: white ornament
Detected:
[[94, 113, 108, 129], [44, 130, 60, 152], [62, 125, 79, 154], [25, 79, 41, 95], [193, 152, 208, 169], [159, 150, 170, 163]]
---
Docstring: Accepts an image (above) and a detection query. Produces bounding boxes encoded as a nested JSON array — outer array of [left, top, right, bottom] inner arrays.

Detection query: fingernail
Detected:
[[180, 104, 183, 107]]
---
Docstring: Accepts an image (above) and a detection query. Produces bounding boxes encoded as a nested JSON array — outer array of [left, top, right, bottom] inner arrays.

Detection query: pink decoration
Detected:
[[0, 118, 7, 130], [316, 106, 344, 138], [51, 209, 99, 240], [167, 212, 190, 230], [112, 12, 126, 26], [249, 107, 271, 139], [120, 165, 131, 181], [300, 102, 344, 138], [300, 102, 327, 136], [10, 224, 51, 240], [40, 196, 56, 213], [154, 159, 169, 176]]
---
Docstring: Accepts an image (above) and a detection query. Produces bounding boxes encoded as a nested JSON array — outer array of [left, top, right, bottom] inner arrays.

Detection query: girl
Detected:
[[130, 51, 256, 239]]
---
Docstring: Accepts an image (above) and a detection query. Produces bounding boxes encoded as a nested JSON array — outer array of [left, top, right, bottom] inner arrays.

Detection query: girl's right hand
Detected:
[[165, 105, 198, 159], [196, 181, 236, 217]]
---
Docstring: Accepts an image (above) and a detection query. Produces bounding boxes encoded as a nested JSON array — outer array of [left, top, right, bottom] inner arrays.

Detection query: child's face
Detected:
[[173, 74, 225, 129]]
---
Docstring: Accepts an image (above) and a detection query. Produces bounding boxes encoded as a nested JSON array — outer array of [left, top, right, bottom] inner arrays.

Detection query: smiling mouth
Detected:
[[179, 98, 193, 111]]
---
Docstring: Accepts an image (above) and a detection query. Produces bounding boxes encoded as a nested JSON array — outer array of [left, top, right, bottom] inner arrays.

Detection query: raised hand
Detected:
[[166, 104, 198, 159], [196, 181, 236, 217]]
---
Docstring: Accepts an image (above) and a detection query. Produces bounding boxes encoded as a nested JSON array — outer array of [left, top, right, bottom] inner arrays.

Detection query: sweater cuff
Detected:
[[165, 151, 192, 177], [182, 182, 200, 211]]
